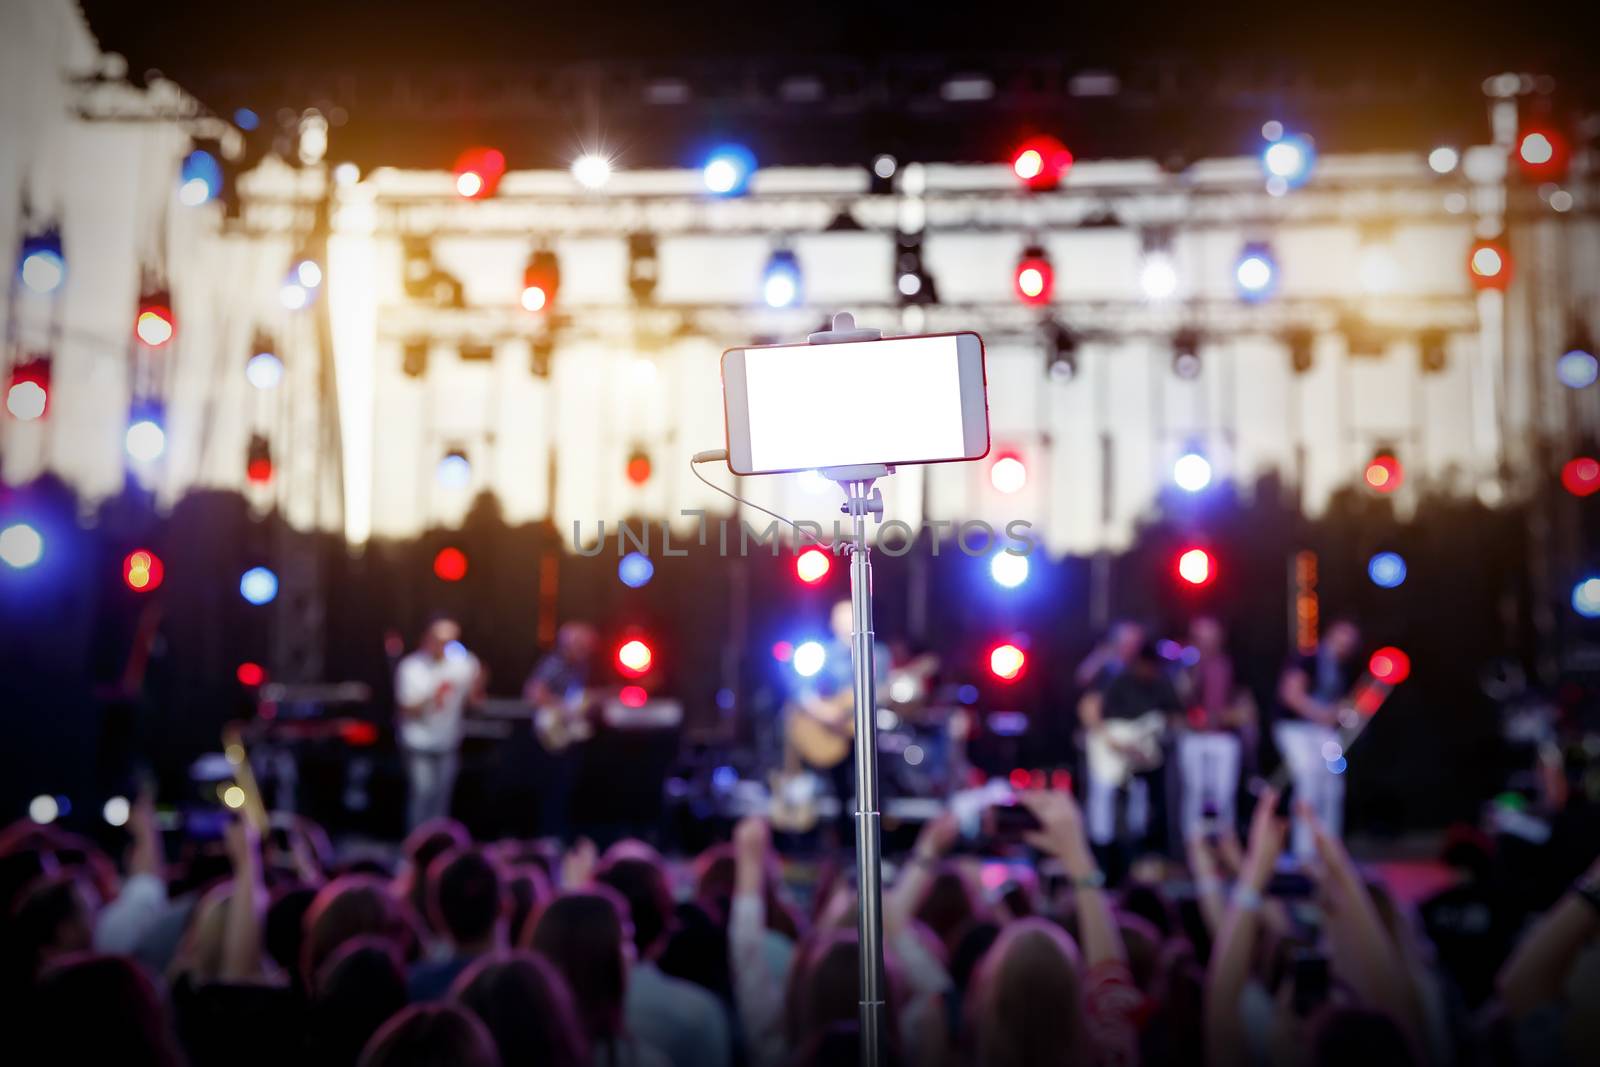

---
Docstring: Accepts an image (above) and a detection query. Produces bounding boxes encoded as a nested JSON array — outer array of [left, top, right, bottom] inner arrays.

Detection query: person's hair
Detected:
[[430, 848, 503, 947], [0, 848, 57, 916], [784, 929, 862, 1045], [398, 820, 470, 934], [265, 885, 318, 986], [4, 873, 90, 987], [597, 856, 674, 957], [504, 866, 552, 947], [168, 880, 235, 984], [694, 843, 801, 941], [1147, 940, 1206, 1067], [453, 950, 589, 1067], [530, 890, 630, 1049], [302, 874, 408, 985], [1310, 1006, 1417, 1067], [310, 937, 408, 1067], [1120, 884, 1177, 940], [1117, 913, 1163, 992], [655, 900, 732, 1000], [915, 864, 979, 951], [968, 918, 1086, 1067], [357, 1003, 500, 1067], [30, 953, 186, 1067]]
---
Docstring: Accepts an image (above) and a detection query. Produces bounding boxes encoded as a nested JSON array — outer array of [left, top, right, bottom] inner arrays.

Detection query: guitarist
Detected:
[[790, 600, 890, 828], [1078, 638, 1180, 873], [1274, 618, 1362, 859], [523, 621, 601, 840]]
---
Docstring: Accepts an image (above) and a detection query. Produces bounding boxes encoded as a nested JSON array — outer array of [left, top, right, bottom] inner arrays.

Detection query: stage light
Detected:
[[1468, 239, 1510, 290], [103, 795, 130, 827], [771, 640, 794, 662], [28, 795, 58, 825], [246, 348, 283, 389], [1558, 347, 1598, 389], [762, 249, 801, 308], [295, 259, 322, 289], [793, 640, 826, 678], [234, 108, 259, 130], [1172, 330, 1202, 380], [1261, 132, 1315, 186], [570, 152, 613, 190], [990, 552, 1029, 589], [1368, 646, 1411, 685], [520, 249, 561, 313], [279, 281, 310, 310], [626, 449, 652, 486], [620, 685, 647, 708], [136, 304, 175, 346], [1173, 451, 1212, 492], [222, 785, 246, 810], [1367, 551, 1407, 588], [125, 418, 166, 462], [988, 642, 1026, 681], [895, 233, 936, 305], [239, 566, 279, 605], [1011, 136, 1072, 190], [1517, 130, 1565, 174], [123, 549, 164, 592], [1139, 252, 1178, 300], [1574, 578, 1600, 618], [1235, 243, 1276, 299], [1364, 453, 1403, 494], [246, 434, 274, 485], [796, 547, 831, 584], [178, 148, 222, 206], [19, 230, 65, 295], [6, 360, 49, 421], [872, 154, 897, 180], [433, 547, 468, 582], [0, 523, 44, 569], [236, 662, 266, 686], [453, 146, 507, 200], [989, 454, 1027, 494], [1177, 547, 1214, 587], [616, 638, 654, 676], [1014, 244, 1054, 305], [702, 144, 756, 196], [436, 450, 472, 489], [1043, 319, 1078, 381], [1427, 146, 1459, 174], [619, 551, 655, 588], [1562, 457, 1600, 497]]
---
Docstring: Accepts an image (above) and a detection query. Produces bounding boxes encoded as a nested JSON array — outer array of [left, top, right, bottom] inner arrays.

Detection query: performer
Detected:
[[1078, 638, 1178, 871], [1275, 618, 1362, 859], [1174, 616, 1251, 841], [523, 621, 600, 840], [394, 616, 484, 832]]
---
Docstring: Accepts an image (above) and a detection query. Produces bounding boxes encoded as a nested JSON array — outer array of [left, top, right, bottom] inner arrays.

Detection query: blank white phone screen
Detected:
[[743, 335, 965, 471]]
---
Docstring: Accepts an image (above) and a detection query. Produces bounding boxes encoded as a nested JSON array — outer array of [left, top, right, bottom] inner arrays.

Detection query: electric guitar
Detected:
[[1085, 712, 1170, 786], [480, 692, 617, 753]]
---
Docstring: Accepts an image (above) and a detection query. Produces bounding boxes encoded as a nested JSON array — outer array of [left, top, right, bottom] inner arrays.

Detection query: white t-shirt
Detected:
[[395, 648, 479, 752]]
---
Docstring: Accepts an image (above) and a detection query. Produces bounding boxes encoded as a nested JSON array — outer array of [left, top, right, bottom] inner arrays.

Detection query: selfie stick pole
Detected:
[[813, 312, 892, 1067]]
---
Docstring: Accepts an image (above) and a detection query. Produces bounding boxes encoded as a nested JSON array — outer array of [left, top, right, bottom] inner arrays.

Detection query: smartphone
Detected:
[[721, 332, 989, 475]]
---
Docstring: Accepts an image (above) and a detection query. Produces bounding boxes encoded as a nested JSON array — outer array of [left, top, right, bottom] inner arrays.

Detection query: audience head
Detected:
[[1310, 1006, 1417, 1067], [357, 1002, 500, 1067], [6, 873, 92, 982], [530, 890, 631, 1046], [310, 937, 408, 1066], [399, 819, 469, 932], [266, 885, 318, 983], [503, 866, 552, 947], [915, 864, 980, 950], [31, 953, 185, 1067], [303, 874, 408, 984], [785, 929, 861, 1045], [453, 950, 589, 1067], [429, 847, 504, 951], [969, 918, 1086, 1067], [597, 855, 674, 960]]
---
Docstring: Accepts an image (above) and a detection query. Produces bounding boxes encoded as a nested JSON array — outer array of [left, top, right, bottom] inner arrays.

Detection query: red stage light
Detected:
[[1563, 457, 1600, 497], [433, 547, 468, 581], [1176, 547, 1214, 587], [1011, 136, 1073, 190], [246, 457, 274, 484], [989, 642, 1026, 681], [771, 640, 794, 662], [989, 454, 1027, 494], [1008, 767, 1031, 790], [135, 304, 175, 346], [236, 662, 266, 687], [1014, 248, 1054, 305], [1467, 239, 1510, 291], [1364, 453, 1404, 493], [620, 684, 648, 708], [616, 638, 653, 676], [796, 547, 831, 584], [1515, 129, 1567, 178], [453, 146, 507, 200], [1050, 769, 1072, 791], [626, 451, 652, 485], [123, 549, 164, 593], [6, 361, 50, 421], [1369, 646, 1411, 685]]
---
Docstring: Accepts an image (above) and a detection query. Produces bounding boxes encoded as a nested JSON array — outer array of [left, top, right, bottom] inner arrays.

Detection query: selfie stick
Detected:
[[812, 312, 893, 1067]]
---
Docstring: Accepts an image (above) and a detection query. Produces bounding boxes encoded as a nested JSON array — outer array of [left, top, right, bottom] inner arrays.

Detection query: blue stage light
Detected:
[[990, 552, 1029, 589], [1173, 452, 1212, 492], [1368, 552, 1407, 588], [0, 522, 44, 570], [1261, 132, 1316, 187], [1573, 577, 1600, 618], [702, 144, 756, 196], [233, 108, 259, 131], [619, 551, 655, 588], [762, 249, 801, 308], [179, 149, 222, 206], [1557, 348, 1598, 389], [436, 451, 472, 489], [124, 416, 167, 462], [793, 640, 826, 677], [240, 566, 279, 605], [19, 230, 65, 295], [1235, 243, 1277, 300]]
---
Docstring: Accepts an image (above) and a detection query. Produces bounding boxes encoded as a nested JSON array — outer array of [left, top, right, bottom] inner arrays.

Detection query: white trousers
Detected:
[[1177, 732, 1242, 840], [1086, 772, 1149, 847], [1273, 720, 1343, 859], [403, 747, 459, 832]]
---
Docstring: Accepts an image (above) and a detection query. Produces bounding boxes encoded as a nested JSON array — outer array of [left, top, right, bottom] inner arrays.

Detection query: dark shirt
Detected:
[[526, 651, 589, 702], [1100, 669, 1179, 722], [1279, 649, 1359, 721], [406, 955, 476, 1003]]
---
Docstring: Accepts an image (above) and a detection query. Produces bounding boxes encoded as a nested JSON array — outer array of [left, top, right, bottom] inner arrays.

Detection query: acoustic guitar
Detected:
[[783, 654, 941, 770]]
